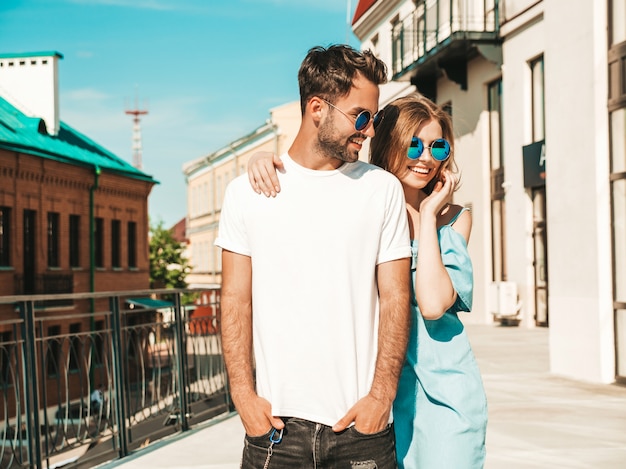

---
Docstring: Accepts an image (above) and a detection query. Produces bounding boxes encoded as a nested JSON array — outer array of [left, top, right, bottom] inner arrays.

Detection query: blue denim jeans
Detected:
[[240, 417, 397, 469]]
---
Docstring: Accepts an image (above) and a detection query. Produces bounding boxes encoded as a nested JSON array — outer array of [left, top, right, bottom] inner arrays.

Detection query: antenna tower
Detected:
[[125, 94, 148, 170]]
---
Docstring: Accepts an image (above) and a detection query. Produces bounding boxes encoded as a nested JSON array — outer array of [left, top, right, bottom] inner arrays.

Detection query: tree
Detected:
[[149, 220, 191, 290]]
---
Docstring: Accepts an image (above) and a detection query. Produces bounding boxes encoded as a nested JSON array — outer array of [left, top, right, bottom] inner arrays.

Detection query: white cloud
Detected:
[[65, 0, 179, 10], [63, 87, 109, 102], [76, 50, 94, 59], [241, 0, 349, 12]]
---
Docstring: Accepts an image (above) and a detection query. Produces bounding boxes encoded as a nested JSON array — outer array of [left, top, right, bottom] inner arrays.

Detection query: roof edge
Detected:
[[352, 0, 378, 25], [0, 142, 159, 184], [0, 51, 64, 59]]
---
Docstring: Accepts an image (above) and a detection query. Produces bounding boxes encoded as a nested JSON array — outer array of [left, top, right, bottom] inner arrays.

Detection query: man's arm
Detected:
[[220, 249, 284, 435], [333, 257, 411, 433], [220, 249, 255, 404], [370, 257, 411, 405]]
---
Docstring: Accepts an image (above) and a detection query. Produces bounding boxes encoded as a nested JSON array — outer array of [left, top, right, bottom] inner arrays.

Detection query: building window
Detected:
[[209, 176, 214, 214], [611, 0, 626, 46], [95, 217, 104, 268], [216, 175, 222, 210], [191, 185, 197, 218], [111, 219, 121, 268], [210, 234, 217, 275], [488, 78, 506, 281], [47, 212, 60, 268], [0, 206, 10, 266], [530, 56, 545, 142], [128, 221, 137, 268], [391, 14, 402, 75], [69, 323, 81, 372], [370, 34, 379, 56], [69, 215, 80, 268]]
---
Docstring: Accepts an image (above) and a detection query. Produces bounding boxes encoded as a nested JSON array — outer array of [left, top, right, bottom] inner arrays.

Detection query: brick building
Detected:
[[0, 52, 157, 311], [0, 52, 156, 374], [0, 51, 157, 408]]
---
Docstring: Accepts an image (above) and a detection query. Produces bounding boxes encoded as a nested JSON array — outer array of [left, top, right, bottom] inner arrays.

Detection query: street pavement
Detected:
[[98, 324, 626, 469]]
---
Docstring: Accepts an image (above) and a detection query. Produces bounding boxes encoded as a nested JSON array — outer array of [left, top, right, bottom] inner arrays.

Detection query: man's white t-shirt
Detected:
[[215, 153, 410, 427]]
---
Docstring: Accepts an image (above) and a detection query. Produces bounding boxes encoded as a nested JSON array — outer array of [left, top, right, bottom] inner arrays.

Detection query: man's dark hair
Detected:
[[297, 44, 388, 114]]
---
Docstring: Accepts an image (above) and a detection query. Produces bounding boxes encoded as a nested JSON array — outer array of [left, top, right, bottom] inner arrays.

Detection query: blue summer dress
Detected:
[[393, 208, 488, 469]]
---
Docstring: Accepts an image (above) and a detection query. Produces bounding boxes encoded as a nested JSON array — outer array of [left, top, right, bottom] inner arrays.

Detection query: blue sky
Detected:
[[0, 0, 360, 228]]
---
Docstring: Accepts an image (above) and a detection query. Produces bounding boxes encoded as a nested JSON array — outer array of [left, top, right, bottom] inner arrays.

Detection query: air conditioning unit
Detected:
[[489, 281, 520, 319]]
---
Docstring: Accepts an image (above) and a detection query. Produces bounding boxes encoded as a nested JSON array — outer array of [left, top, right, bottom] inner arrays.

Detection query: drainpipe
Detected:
[[89, 166, 100, 314], [89, 166, 100, 386]]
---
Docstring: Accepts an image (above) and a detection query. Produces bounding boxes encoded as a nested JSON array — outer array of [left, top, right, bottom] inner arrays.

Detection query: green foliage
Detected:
[[149, 220, 191, 290]]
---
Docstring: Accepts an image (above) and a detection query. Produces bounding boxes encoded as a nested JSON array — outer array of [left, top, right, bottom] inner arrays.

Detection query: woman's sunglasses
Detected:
[[321, 98, 384, 132], [408, 137, 451, 161]]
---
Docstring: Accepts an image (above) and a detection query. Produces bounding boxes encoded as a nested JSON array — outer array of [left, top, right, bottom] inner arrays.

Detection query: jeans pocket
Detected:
[[244, 427, 274, 448], [349, 423, 393, 439]]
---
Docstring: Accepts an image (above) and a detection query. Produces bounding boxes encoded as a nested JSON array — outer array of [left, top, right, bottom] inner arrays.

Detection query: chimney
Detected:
[[0, 51, 63, 136]]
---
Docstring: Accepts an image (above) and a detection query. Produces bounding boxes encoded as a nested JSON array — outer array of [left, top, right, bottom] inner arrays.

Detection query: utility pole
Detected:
[[125, 93, 148, 170]]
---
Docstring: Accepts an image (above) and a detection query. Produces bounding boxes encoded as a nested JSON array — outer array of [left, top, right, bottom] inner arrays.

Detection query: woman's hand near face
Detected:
[[420, 169, 456, 216], [247, 152, 283, 197]]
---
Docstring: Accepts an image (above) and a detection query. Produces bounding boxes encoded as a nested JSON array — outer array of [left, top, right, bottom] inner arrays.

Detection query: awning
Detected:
[[126, 298, 174, 309]]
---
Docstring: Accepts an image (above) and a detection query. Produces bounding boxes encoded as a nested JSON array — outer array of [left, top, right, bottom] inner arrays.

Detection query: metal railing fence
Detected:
[[0, 287, 230, 469], [391, 0, 501, 76]]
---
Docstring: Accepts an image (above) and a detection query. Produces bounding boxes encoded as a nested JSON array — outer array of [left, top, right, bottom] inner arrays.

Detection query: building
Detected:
[[0, 51, 157, 303], [352, 0, 625, 384], [170, 217, 188, 247], [0, 51, 157, 406], [183, 100, 301, 287]]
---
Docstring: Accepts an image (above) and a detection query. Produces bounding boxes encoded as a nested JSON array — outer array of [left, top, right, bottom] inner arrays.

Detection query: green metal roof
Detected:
[[0, 97, 157, 183], [0, 51, 63, 59]]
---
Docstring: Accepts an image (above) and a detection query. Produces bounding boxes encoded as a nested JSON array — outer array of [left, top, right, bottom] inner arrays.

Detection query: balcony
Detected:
[[392, 0, 502, 100]]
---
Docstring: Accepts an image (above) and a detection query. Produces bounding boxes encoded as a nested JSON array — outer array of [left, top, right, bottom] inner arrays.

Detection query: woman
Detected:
[[248, 93, 487, 468]]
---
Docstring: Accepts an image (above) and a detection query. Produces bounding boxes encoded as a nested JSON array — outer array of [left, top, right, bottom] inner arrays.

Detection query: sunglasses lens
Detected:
[[430, 139, 451, 161], [407, 137, 423, 159], [354, 111, 371, 131], [373, 110, 384, 129]]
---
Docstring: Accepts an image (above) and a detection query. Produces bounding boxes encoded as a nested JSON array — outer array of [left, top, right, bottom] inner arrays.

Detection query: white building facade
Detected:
[[183, 101, 301, 288], [352, 0, 626, 384]]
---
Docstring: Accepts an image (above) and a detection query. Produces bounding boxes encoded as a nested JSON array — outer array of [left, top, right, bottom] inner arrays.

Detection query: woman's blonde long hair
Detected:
[[370, 93, 459, 186]]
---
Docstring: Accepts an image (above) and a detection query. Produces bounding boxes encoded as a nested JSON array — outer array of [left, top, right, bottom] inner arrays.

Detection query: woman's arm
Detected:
[[247, 151, 283, 197], [415, 171, 471, 319]]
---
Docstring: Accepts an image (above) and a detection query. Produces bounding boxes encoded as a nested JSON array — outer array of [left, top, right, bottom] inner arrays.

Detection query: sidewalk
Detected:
[[101, 324, 626, 469]]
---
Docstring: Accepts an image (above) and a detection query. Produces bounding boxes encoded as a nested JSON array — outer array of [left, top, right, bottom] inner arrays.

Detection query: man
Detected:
[[216, 44, 411, 468], [90, 384, 104, 414]]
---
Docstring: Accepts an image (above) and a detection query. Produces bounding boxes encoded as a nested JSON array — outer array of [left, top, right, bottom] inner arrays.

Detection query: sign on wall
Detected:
[[523, 139, 546, 188]]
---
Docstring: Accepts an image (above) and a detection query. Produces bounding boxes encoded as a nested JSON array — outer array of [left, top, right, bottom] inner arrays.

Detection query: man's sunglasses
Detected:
[[408, 137, 451, 161], [320, 98, 384, 132]]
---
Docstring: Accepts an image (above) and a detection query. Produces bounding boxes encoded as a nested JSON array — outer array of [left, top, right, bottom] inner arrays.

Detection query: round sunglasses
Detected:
[[321, 98, 384, 132], [408, 137, 451, 161]]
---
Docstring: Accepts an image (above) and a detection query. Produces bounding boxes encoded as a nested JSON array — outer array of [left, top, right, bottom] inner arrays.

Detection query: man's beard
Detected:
[[316, 114, 363, 163]]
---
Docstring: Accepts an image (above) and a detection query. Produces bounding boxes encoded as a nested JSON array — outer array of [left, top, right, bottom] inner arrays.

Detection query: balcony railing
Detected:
[[392, 0, 501, 78], [0, 287, 230, 469]]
